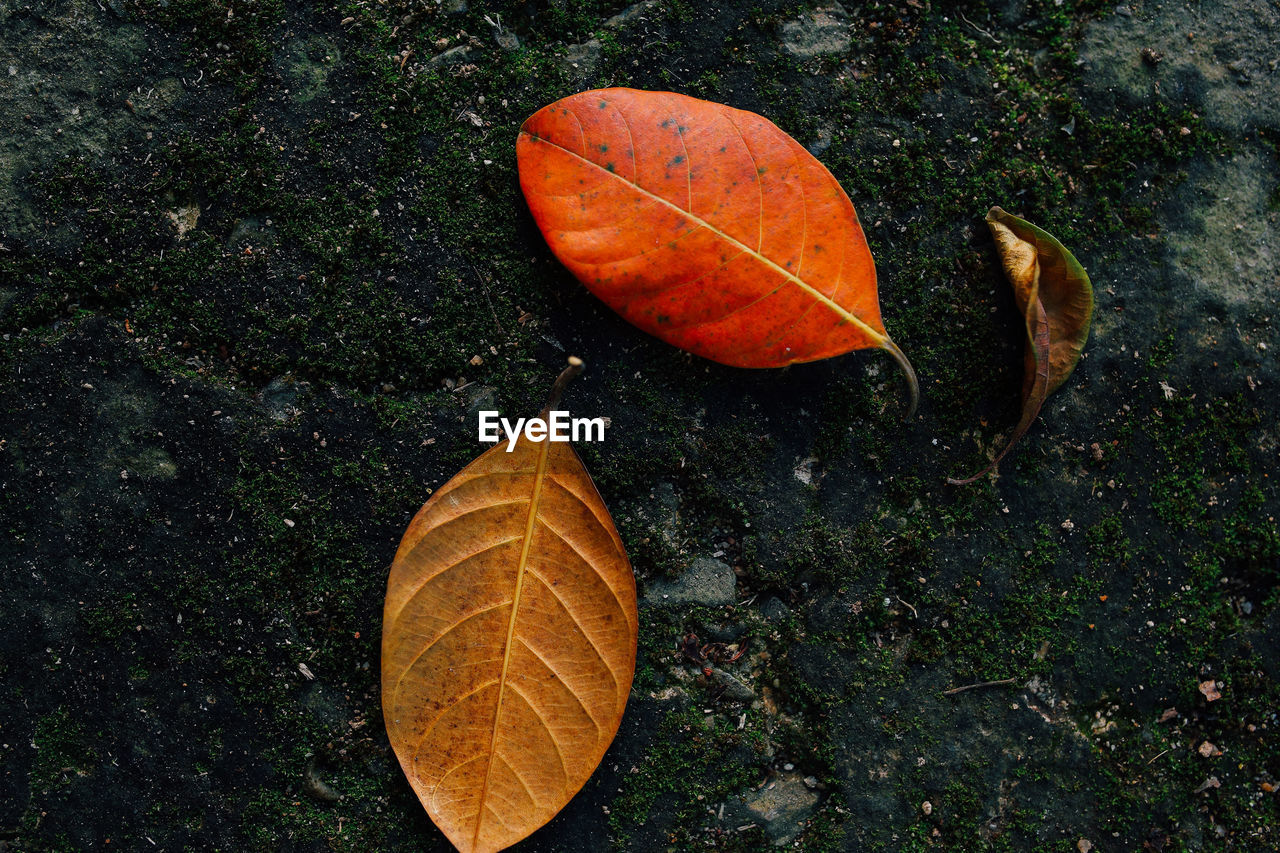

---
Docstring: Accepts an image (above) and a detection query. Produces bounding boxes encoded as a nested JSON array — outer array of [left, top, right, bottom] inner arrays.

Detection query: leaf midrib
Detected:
[[521, 128, 886, 346], [472, 437, 552, 848]]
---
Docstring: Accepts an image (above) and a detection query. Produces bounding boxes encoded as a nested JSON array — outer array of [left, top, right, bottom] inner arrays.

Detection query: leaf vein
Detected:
[[536, 515, 631, 634], [608, 100, 640, 183], [674, 109, 693, 213], [391, 525, 525, 627], [429, 753, 487, 819], [504, 682, 570, 789], [391, 602, 509, 709], [518, 632, 604, 734], [524, 565, 621, 690], [521, 130, 884, 347], [723, 111, 764, 253], [494, 751, 543, 810]]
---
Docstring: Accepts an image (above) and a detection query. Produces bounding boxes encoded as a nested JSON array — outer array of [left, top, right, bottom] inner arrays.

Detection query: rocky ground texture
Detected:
[[1, 0, 1276, 851]]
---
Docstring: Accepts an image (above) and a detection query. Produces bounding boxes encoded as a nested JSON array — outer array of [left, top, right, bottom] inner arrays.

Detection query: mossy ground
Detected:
[[1, 0, 1276, 850]]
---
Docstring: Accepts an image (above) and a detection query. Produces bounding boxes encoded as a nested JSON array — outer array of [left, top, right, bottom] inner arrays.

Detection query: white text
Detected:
[[478, 410, 607, 452]]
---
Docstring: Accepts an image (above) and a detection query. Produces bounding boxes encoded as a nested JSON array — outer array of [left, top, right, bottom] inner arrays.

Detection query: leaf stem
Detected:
[[947, 300, 1051, 485], [880, 337, 919, 420], [542, 356, 584, 414]]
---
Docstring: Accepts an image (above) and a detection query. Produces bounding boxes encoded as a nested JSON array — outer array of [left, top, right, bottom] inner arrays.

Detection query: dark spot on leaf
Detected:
[[669, 155, 685, 166], [598, 143, 609, 153], [606, 162, 616, 173], [598, 101, 608, 110], [757, 167, 768, 176]]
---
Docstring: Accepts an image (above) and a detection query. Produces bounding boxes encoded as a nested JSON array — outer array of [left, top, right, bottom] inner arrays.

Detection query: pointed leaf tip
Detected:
[[517, 87, 916, 392], [881, 337, 919, 419]]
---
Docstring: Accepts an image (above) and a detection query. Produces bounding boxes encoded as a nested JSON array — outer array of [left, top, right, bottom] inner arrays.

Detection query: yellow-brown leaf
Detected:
[[382, 399, 636, 852]]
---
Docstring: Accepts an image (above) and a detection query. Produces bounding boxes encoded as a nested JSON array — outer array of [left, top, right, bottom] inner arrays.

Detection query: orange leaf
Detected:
[[949, 207, 1093, 484], [382, 360, 637, 852], [517, 87, 918, 416]]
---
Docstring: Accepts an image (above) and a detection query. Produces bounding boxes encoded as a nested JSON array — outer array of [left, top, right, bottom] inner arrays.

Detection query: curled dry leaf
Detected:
[[949, 206, 1093, 484], [517, 87, 918, 417], [382, 358, 637, 853]]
